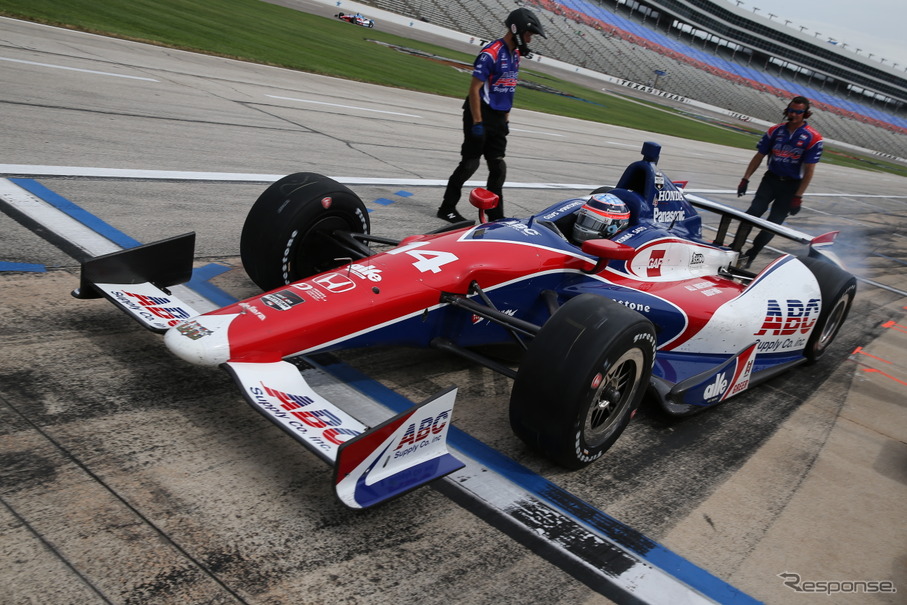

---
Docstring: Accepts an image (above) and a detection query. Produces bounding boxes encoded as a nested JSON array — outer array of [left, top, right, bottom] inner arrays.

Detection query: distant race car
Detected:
[[73, 142, 855, 508], [335, 12, 375, 28]]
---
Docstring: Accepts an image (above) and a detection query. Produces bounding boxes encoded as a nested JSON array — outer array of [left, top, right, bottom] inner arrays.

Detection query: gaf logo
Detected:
[[647, 249, 666, 276], [755, 299, 820, 336]]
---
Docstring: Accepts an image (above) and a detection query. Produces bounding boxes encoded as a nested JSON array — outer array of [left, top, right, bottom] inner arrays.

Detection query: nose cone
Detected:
[[164, 313, 238, 366]]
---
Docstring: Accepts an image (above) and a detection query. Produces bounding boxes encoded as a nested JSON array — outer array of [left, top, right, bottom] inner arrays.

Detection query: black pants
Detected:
[[745, 172, 801, 256], [440, 101, 509, 220]]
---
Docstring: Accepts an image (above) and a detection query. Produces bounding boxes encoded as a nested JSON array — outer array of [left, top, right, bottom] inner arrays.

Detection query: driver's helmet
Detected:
[[572, 193, 631, 243]]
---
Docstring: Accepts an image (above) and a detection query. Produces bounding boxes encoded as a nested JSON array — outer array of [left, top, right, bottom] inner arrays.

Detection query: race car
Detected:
[[335, 12, 375, 28], [72, 142, 855, 507]]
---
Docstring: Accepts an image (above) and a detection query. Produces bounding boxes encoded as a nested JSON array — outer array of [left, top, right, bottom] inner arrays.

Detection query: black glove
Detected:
[[737, 178, 748, 197], [470, 123, 485, 139], [790, 195, 802, 216]]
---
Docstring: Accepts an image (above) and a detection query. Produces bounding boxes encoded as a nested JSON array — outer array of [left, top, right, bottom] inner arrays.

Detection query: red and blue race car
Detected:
[[73, 142, 855, 507], [335, 12, 375, 28]]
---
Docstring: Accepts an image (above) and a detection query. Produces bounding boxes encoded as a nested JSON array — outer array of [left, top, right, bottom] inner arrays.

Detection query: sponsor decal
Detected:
[[685, 281, 712, 291], [261, 289, 305, 311], [116, 290, 192, 327], [615, 299, 651, 313], [647, 249, 666, 277], [175, 320, 212, 340], [313, 272, 356, 293], [653, 207, 686, 224], [590, 373, 603, 389], [507, 222, 540, 237], [349, 263, 382, 282], [541, 199, 585, 220], [684, 280, 722, 296], [615, 225, 646, 243], [292, 282, 328, 301], [255, 382, 360, 447], [656, 189, 685, 203], [726, 358, 754, 398], [756, 299, 820, 336], [321, 196, 332, 209], [704, 372, 728, 399], [690, 252, 705, 266], [755, 299, 818, 353], [281, 230, 298, 283], [238, 302, 267, 320], [392, 410, 451, 460]]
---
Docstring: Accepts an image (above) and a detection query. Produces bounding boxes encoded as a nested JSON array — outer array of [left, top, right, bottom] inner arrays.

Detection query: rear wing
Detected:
[[684, 193, 847, 269]]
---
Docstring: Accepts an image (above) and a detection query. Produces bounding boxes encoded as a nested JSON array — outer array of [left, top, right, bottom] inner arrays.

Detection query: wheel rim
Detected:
[[816, 295, 851, 351], [583, 348, 645, 446], [288, 215, 352, 280]]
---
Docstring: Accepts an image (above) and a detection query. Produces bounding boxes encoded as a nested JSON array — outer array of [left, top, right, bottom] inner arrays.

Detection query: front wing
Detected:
[[73, 235, 464, 509]]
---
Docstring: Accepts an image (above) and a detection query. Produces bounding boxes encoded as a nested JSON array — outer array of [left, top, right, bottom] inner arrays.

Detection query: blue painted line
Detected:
[[394, 190, 413, 197], [10, 178, 142, 249], [187, 264, 237, 307], [9, 180, 241, 307], [315, 357, 760, 605], [0, 261, 46, 272], [372, 197, 395, 206]]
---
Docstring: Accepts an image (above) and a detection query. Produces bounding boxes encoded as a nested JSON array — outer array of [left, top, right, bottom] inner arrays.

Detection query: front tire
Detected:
[[240, 173, 369, 291], [510, 295, 656, 469]]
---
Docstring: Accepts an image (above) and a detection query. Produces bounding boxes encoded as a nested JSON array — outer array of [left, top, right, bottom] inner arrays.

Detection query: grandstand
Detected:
[[362, 0, 907, 159]]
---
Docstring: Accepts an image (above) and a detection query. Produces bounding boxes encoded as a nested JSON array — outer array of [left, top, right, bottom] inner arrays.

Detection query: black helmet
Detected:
[[505, 8, 546, 56]]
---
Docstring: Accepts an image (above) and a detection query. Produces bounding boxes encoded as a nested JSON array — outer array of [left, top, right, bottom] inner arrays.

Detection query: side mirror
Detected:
[[469, 187, 499, 223], [580, 238, 635, 273]]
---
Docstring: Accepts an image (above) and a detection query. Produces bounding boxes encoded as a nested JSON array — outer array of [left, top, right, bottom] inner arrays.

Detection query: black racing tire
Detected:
[[510, 294, 656, 469], [799, 255, 856, 363], [240, 173, 370, 291]]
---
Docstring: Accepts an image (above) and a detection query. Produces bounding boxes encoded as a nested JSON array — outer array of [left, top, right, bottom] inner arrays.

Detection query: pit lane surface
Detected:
[[1, 16, 905, 604]]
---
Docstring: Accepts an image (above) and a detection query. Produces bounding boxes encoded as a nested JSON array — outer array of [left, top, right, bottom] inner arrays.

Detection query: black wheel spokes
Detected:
[[819, 297, 850, 350], [585, 350, 644, 445]]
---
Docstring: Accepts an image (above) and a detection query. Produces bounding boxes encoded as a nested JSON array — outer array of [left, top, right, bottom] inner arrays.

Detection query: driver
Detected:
[[572, 193, 631, 243]]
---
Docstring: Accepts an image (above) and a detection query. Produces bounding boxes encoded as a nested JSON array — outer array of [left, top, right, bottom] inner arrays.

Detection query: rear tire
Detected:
[[240, 173, 369, 291], [510, 295, 656, 469], [799, 256, 856, 363]]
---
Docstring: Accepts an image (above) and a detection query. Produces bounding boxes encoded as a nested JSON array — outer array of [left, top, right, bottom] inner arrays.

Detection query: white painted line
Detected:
[[5, 166, 903, 198], [0, 56, 158, 81], [690, 188, 907, 198], [510, 127, 565, 137], [0, 179, 121, 257], [0, 165, 287, 181], [0, 165, 598, 189], [266, 94, 421, 118]]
